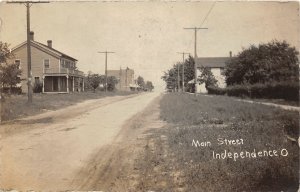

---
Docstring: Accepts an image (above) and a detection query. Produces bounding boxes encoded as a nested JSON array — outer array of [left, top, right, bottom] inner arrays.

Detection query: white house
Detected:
[[195, 52, 233, 93]]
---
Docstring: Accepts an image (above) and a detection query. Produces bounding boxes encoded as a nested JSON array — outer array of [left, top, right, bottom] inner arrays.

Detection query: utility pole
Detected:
[[184, 27, 208, 94], [177, 52, 190, 93], [97, 51, 115, 92], [177, 63, 180, 92], [7, 1, 49, 103]]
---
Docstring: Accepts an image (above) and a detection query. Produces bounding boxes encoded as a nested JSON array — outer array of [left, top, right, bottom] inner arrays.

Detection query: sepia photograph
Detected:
[[0, 0, 299, 191]]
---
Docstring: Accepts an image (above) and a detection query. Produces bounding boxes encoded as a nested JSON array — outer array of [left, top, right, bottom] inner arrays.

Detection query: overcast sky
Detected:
[[0, 1, 299, 91]]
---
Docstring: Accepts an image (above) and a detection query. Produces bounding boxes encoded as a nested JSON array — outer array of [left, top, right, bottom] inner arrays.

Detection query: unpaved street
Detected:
[[0, 92, 161, 191]]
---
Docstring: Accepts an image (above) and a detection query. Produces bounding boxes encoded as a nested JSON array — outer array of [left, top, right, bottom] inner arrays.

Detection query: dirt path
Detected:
[[71, 94, 168, 191], [0, 92, 161, 191]]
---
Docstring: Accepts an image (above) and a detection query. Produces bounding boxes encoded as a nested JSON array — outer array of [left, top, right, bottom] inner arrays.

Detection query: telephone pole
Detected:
[[97, 51, 115, 92], [177, 52, 190, 93], [7, 1, 49, 103], [177, 63, 180, 92], [184, 27, 208, 94]]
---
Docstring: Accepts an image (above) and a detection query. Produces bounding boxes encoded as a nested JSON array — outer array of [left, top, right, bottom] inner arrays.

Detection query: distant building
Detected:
[[107, 67, 137, 91], [10, 32, 84, 93], [195, 52, 233, 93]]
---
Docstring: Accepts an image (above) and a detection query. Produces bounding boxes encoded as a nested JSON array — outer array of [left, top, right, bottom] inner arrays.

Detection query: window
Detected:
[[65, 61, 70, 68], [61, 60, 65, 68], [35, 77, 40, 84], [44, 59, 50, 68], [15, 59, 21, 69]]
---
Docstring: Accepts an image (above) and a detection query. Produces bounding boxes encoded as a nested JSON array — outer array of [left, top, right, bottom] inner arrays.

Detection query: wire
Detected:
[[200, 1, 217, 27]]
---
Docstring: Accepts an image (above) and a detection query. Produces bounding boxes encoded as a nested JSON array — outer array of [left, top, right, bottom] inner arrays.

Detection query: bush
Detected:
[[249, 82, 299, 101], [33, 82, 43, 93], [1, 87, 22, 94], [207, 82, 299, 101], [226, 84, 249, 98], [207, 86, 226, 95]]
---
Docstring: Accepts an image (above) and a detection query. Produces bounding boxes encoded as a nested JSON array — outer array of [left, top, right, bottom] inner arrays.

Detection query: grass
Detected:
[[1, 91, 137, 121], [251, 97, 299, 107], [158, 93, 299, 191]]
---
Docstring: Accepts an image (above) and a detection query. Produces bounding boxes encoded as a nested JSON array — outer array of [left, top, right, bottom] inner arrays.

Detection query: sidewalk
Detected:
[[186, 92, 300, 111]]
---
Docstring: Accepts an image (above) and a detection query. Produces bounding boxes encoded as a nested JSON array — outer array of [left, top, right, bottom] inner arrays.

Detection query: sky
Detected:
[[0, 1, 299, 91]]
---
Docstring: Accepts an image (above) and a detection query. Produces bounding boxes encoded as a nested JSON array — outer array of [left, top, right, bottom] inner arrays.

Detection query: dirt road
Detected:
[[0, 92, 162, 191]]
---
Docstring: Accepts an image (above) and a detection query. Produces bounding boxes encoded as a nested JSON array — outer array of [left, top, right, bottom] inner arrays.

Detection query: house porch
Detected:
[[43, 75, 84, 93]]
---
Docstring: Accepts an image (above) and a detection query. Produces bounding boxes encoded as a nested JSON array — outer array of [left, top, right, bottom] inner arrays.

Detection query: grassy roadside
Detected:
[[157, 93, 299, 191], [251, 98, 299, 107], [1, 91, 138, 122]]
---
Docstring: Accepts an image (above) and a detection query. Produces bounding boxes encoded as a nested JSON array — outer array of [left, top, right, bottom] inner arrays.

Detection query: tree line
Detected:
[[162, 40, 299, 101], [85, 72, 154, 92], [136, 76, 154, 92], [161, 56, 195, 92]]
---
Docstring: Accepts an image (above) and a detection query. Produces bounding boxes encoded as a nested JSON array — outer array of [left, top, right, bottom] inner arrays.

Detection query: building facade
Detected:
[[107, 67, 136, 91], [195, 55, 232, 93], [10, 32, 84, 93]]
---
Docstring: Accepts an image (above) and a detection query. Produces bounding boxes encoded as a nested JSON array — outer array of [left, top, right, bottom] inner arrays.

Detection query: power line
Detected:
[[200, 1, 217, 27], [182, 2, 216, 94]]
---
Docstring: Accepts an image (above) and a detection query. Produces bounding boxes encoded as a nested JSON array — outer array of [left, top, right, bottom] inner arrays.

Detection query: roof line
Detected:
[[11, 40, 77, 61]]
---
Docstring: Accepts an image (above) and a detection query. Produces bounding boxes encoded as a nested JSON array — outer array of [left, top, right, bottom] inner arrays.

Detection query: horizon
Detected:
[[0, 1, 298, 91]]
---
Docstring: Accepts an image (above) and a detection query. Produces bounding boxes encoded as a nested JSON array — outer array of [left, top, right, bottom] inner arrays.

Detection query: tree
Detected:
[[86, 73, 102, 92], [107, 76, 118, 91], [0, 42, 13, 64], [145, 81, 154, 91], [0, 42, 16, 122], [0, 42, 21, 94], [161, 55, 195, 92], [137, 76, 145, 90], [197, 66, 218, 88], [224, 40, 299, 85], [161, 67, 177, 91], [1, 63, 22, 93]]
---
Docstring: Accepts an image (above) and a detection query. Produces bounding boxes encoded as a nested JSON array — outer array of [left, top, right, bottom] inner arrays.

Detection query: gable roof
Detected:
[[12, 40, 77, 61], [196, 57, 233, 68]]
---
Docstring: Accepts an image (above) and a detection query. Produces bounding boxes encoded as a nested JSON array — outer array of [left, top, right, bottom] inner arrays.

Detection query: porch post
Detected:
[[72, 76, 75, 92], [52, 76, 54, 91], [58, 76, 61, 92], [66, 75, 69, 93], [78, 78, 80, 92], [82, 78, 84, 92], [42, 76, 45, 93]]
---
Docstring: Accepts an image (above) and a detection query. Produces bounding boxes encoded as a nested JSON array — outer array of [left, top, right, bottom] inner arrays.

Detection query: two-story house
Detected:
[[10, 32, 84, 93], [195, 52, 233, 93]]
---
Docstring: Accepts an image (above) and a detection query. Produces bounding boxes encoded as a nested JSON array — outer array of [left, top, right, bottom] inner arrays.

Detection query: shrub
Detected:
[[1, 87, 22, 94], [207, 82, 299, 101], [226, 84, 249, 98], [33, 82, 43, 93], [207, 86, 226, 95], [249, 82, 299, 101]]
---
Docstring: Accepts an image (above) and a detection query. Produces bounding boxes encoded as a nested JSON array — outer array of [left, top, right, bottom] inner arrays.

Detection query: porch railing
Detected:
[[44, 67, 84, 76]]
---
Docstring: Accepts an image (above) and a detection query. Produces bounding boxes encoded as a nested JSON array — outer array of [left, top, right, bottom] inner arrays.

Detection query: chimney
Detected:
[[47, 40, 52, 48], [30, 31, 34, 41], [229, 51, 232, 58]]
